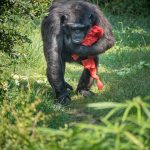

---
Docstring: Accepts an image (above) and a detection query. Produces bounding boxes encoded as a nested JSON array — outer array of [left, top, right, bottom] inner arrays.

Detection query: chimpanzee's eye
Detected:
[[89, 13, 95, 24], [89, 14, 93, 19]]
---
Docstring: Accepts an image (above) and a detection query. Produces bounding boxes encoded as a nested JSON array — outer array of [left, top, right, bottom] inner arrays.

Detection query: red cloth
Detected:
[[82, 25, 104, 46], [82, 57, 104, 90], [72, 25, 104, 90]]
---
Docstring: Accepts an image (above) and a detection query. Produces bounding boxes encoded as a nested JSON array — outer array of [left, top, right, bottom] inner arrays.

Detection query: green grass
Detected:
[[0, 13, 150, 149]]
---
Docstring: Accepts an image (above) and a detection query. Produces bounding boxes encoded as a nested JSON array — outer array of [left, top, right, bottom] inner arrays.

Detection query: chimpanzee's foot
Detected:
[[65, 82, 73, 91], [76, 89, 95, 97], [55, 95, 71, 106]]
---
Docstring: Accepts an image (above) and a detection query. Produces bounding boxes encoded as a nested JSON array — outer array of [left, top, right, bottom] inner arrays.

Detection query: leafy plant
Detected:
[[0, 97, 149, 150], [0, 0, 51, 57], [90, 0, 150, 16]]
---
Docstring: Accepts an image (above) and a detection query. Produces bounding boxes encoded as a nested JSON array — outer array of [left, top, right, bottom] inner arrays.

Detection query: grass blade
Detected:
[[122, 106, 132, 122], [88, 102, 126, 109], [124, 131, 144, 149]]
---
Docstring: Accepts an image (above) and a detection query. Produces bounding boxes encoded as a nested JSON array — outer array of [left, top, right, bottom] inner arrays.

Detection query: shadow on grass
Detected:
[[24, 81, 73, 128], [13, 48, 149, 127], [64, 49, 150, 122], [5, 14, 149, 127]]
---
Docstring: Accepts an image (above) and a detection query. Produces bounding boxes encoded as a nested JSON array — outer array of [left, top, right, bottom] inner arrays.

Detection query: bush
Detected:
[[90, 0, 150, 16], [0, 97, 150, 149], [0, 0, 51, 57]]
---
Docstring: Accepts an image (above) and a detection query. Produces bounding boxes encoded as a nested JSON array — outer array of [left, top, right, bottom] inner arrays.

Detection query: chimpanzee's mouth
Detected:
[[72, 39, 82, 44], [71, 34, 85, 44]]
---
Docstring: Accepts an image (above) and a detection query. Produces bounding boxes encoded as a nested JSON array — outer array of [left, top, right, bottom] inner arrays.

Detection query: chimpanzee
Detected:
[[41, 0, 115, 105]]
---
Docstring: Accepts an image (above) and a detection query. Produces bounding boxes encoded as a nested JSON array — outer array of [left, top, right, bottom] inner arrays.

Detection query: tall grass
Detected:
[[0, 96, 150, 149]]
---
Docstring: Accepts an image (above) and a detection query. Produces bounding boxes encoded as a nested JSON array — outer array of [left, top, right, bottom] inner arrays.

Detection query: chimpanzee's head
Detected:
[[61, 3, 96, 44]]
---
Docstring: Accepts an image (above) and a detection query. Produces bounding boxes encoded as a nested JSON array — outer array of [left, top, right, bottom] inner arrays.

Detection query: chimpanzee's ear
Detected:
[[60, 15, 68, 24]]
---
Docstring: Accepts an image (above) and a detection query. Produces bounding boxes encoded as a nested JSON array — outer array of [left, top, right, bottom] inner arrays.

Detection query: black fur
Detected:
[[41, 0, 115, 105]]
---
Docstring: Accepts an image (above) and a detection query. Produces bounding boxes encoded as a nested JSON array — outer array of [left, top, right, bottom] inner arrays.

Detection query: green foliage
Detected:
[[0, 96, 150, 149], [90, 0, 150, 16], [0, 0, 51, 57]]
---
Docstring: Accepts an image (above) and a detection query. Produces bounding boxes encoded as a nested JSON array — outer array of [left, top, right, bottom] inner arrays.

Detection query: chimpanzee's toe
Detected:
[[76, 89, 95, 97], [55, 95, 71, 106]]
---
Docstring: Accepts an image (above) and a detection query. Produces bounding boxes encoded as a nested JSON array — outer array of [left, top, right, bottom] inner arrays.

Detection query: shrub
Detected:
[[0, 97, 150, 149], [0, 0, 51, 57], [90, 0, 150, 16]]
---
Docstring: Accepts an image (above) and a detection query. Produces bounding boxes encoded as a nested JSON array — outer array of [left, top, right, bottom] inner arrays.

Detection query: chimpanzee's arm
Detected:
[[41, 14, 68, 99], [71, 31, 115, 56], [68, 8, 115, 56]]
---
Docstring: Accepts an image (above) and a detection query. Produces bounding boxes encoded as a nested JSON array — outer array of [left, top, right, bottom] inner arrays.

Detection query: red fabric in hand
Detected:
[[82, 57, 104, 90], [82, 25, 104, 46], [72, 25, 104, 90], [72, 25, 104, 61]]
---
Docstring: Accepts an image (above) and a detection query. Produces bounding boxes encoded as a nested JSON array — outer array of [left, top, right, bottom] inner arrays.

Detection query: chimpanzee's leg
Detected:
[[46, 57, 71, 105], [76, 56, 99, 96]]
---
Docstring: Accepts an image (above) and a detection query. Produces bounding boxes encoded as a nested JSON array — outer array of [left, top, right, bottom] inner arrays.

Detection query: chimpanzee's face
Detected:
[[61, 6, 96, 44]]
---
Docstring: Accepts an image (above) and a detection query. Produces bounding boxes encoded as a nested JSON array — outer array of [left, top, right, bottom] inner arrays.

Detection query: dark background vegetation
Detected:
[[0, 0, 150, 149], [1, 0, 149, 56]]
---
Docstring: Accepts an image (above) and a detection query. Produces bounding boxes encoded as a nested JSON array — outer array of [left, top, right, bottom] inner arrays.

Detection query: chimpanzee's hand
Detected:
[[76, 89, 95, 97], [64, 35, 89, 57]]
